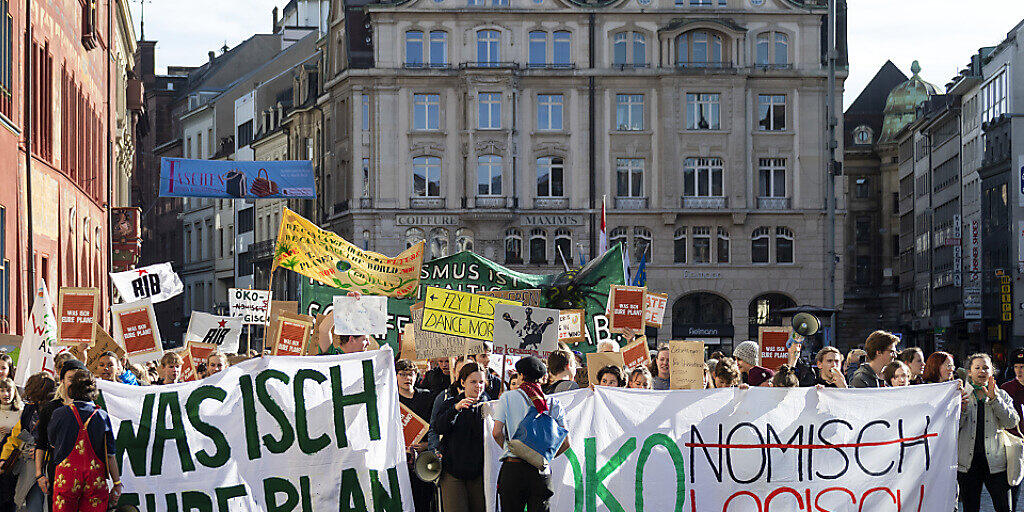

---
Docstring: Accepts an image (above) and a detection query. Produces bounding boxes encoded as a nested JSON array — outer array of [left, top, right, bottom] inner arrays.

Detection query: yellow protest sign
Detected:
[[420, 287, 519, 342], [272, 208, 424, 297]]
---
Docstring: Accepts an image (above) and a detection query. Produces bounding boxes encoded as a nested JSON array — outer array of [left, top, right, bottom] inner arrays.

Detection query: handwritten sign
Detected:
[[333, 296, 388, 336], [411, 305, 481, 359], [608, 285, 646, 334], [229, 288, 271, 325], [759, 327, 791, 371], [478, 289, 542, 306], [56, 287, 100, 345], [586, 352, 626, 386], [400, 403, 430, 448], [669, 339, 704, 390], [558, 309, 585, 344], [273, 311, 314, 356], [621, 337, 650, 370], [421, 287, 519, 342], [111, 299, 163, 364], [644, 292, 668, 328]]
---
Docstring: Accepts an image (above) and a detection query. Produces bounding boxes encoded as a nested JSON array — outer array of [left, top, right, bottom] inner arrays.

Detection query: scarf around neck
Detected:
[[518, 381, 548, 414]]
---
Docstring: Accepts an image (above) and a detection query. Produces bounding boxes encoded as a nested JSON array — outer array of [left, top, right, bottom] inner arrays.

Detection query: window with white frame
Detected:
[[612, 32, 646, 66], [405, 31, 424, 66], [757, 95, 786, 131], [412, 156, 441, 197], [477, 155, 502, 196], [758, 158, 786, 198], [413, 94, 440, 130], [673, 227, 686, 263], [554, 229, 572, 263], [536, 157, 564, 197], [683, 157, 724, 197], [479, 92, 501, 129], [676, 31, 724, 66], [609, 227, 628, 250], [529, 31, 546, 67], [505, 228, 523, 263], [529, 228, 547, 264], [616, 158, 644, 198], [686, 93, 720, 130], [776, 227, 794, 263], [537, 94, 563, 130], [982, 70, 1009, 123], [717, 227, 730, 263], [476, 30, 500, 66], [692, 226, 711, 264], [429, 31, 447, 66], [755, 32, 788, 66], [751, 227, 771, 263], [616, 94, 643, 131], [633, 227, 652, 262]]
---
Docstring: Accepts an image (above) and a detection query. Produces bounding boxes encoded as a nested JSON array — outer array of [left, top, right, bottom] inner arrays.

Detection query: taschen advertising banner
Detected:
[[97, 350, 412, 512], [159, 157, 316, 199], [482, 383, 960, 511]]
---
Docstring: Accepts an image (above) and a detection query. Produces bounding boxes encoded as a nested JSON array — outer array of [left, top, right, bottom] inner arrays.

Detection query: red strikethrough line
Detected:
[[683, 432, 938, 450]]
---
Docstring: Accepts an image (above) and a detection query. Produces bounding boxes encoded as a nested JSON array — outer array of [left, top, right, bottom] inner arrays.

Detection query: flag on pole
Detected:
[[110, 263, 183, 303], [622, 243, 631, 286], [598, 195, 607, 255], [632, 251, 647, 287], [16, 282, 58, 386]]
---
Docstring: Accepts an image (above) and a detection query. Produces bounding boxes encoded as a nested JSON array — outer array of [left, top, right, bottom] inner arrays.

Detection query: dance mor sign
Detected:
[[483, 383, 959, 511], [98, 349, 413, 512]]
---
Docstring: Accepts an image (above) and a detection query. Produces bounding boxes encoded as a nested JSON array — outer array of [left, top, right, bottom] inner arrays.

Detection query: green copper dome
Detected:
[[879, 61, 937, 143]]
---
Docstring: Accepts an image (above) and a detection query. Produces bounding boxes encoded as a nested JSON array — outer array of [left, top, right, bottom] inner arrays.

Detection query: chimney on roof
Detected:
[[273, 7, 279, 33], [208, 51, 215, 63]]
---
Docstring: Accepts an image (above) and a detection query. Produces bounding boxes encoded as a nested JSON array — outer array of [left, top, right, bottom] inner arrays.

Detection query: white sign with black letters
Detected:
[[229, 288, 272, 324], [109, 263, 183, 303]]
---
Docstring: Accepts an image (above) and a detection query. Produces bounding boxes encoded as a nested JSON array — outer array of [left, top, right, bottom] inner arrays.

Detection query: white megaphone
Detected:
[[414, 451, 442, 484]]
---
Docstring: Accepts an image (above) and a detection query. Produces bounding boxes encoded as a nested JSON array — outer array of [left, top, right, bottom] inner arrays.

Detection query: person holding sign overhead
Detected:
[[320, 292, 371, 355]]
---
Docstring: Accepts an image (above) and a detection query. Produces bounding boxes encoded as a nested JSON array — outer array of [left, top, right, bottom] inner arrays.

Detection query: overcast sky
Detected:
[[134, 0, 1024, 108]]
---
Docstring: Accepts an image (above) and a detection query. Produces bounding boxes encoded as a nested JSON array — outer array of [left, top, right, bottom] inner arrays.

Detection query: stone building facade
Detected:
[[323, 0, 847, 351]]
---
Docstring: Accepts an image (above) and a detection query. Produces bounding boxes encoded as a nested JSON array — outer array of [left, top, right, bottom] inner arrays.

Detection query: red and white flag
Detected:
[[16, 282, 59, 386], [598, 195, 608, 255]]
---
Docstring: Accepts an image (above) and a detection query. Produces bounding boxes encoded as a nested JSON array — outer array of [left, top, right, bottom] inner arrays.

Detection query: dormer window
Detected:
[[853, 125, 874, 145]]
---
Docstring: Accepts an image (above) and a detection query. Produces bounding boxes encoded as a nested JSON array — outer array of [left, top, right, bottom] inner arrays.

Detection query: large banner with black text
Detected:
[[98, 349, 412, 512], [483, 383, 959, 511]]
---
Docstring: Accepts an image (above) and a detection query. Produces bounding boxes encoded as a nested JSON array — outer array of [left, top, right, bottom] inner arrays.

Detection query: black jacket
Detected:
[[421, 368, 452, 399], [435, 392, 489, 480]]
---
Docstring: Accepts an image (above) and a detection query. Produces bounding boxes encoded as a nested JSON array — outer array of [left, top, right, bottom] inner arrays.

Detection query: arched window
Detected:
[[505, 228, 523, 264], [756, 31, 788, 67], [633, 227, 652, 262], [476, 30, 500, 66], [612, 32, 646, 67], [429, 228, 449, 259], [456, 228, 475, 253], [406, 227, 425, 249], [412, 156, 441, 197], [405, 31, 424, 66], [477, 155, 502, 196], [751, 227, 771, 263], [717, 227, 730, 263], [676, 30, 723, 67], [672, 293, 732, 338], [748, 293, 796, 339], [674, 227, 687, 263], [776, 227, 794, 263], [609, 226, 628, 250], [536, 157, 564, 197], [554, 228, 572, 264], [529, 228, 547, 264]]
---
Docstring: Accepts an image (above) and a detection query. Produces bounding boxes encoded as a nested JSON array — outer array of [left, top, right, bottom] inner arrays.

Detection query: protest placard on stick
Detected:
[[273, 311, 314, 356], [669, 339, 704, 390], [759, 326, 791, 371], [111, 299, 163, 364], [411, 305, 480, 359], [56, 287, 100, 346], [265, 301, 299, 350], [229, 288, 271, 325], [608, 285, 647, 334], [621, 337, 650, 370], [558, 310, 585, 345], [421, 287, 519, 342], [493, 304, 560, 357]]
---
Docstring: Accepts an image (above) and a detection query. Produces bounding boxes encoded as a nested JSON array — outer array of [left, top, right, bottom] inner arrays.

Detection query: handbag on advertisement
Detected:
[[250, 168, 280, 197], [225, 171, 246, 197], [999, 429, 1024, 486]]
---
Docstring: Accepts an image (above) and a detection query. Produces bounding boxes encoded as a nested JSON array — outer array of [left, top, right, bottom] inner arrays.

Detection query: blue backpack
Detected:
[[507, 390, 569, 469]]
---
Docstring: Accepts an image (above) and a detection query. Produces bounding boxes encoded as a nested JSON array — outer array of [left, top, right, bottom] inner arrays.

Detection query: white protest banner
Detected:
[[98, 349, 413, 511], [333, 295, 388, 336], [110, 263, 183, 303], [484, 383, 959, 511], [15, 282, 58, 386], [185, 311, 243, 355], [229, 288, 272, 325], [492, 304, 559, 357]]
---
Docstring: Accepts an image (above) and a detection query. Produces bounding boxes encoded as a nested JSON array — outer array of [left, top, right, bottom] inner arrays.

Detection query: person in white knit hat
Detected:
[[732, 340, 775, 387]]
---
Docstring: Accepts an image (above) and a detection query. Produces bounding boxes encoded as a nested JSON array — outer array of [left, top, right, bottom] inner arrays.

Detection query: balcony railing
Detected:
[[403, 62, 452, 69], [474, 196, 509, 208], [410, 197, 445, 209], [676, 61, 734, 70], [534, 197, 569, 209], [249, 239, 276, 262], [613, 63, 651, 70], [681, 196, 727, 209], [460, 61, 519, 70], [751, 63, 795, 71], [757, 197, 791, 210], [525, 63, 576, 70], [615, 197, 648, 209]]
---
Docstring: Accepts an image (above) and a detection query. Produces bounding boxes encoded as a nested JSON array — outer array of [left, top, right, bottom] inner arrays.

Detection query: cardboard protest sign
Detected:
[[272, 311, 314, 356], [644, 292, 668, 328], [111, 299, 163, 363], [85, 325, 127, 376], [187, 341, 219, 367], [99, 349, 413, 510], [607, 285, 646, 334], [482, 383, 961, 512], [621, 337, 650, 370], [759, 326, 791, 370], [273, 207, 424, 297], [421, 287, 519, 342], [669, 339, 704, 390], [178, 349, 197, 382], [487, 353, 521, 384], [185, 312, 243, 355], [410, 305, 481, 360], [478, 289, 542, 306], [492, 304, 559, 357], [399, 403, 430, 448], [265, 301, 299, 350], [229, 288, 272, 325], [333, 295, 388, 336], [399, 324, 417, 361], [110, 263, 183, 304], [56, 287, 100, 345], [557, 310, 585, 344], [586, 351, 626, 386]]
